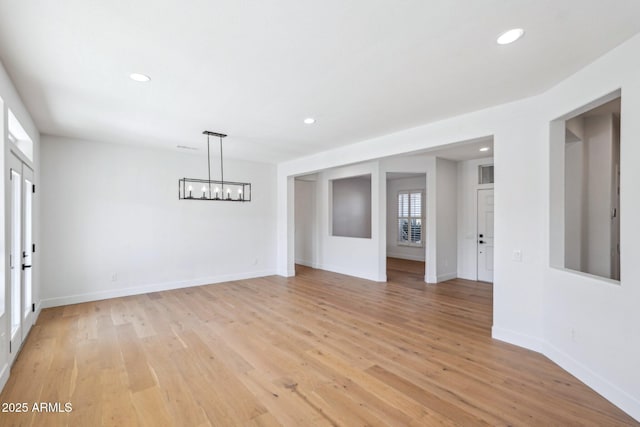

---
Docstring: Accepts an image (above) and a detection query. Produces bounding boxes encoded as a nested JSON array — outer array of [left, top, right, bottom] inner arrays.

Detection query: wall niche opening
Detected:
[[553, 93, 621, 281], [330, 174, 372, 239]]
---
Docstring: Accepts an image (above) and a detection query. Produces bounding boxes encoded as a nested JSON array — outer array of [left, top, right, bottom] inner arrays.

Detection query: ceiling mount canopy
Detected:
[[178, 131, 251, 202]]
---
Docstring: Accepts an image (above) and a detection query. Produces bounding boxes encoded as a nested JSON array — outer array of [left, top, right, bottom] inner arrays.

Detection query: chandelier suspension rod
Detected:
[[207, 134, 212, 197], [220, 135, 224, 189]]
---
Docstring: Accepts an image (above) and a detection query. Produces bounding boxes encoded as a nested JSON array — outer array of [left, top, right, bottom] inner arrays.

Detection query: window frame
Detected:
[[478, 164, 494, 185], [397, 189, 424, 247]]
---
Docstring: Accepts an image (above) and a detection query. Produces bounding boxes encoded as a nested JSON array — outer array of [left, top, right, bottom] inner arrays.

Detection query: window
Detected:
[[8, 109, 34, 161], [479, 165, 494, 184], [397, 191, 422, 246]]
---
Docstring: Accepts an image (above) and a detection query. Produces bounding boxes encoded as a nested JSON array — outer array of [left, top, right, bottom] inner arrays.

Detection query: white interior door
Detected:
[[477, 189, 494, 283], [8, 153, 34, 361]]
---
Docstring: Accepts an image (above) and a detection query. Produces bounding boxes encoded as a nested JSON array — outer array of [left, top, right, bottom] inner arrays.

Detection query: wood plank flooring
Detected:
[[0, 261, 637, 426]]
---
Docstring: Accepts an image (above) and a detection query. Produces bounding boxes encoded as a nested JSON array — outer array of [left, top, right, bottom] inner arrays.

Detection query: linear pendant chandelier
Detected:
[[178, 131, 251, 202]]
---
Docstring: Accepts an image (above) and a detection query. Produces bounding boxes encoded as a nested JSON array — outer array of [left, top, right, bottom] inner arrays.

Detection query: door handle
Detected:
[[22, 264, 32, 270]]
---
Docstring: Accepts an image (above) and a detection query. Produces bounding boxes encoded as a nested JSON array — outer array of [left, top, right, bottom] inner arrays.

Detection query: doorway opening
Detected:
[[294, 174, 318, 274], [385, 172, 426, 284]]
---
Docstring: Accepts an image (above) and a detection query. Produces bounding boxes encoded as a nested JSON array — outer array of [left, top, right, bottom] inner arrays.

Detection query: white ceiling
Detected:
[[413, 136, 494, 162], [1, 1, 639, 163]]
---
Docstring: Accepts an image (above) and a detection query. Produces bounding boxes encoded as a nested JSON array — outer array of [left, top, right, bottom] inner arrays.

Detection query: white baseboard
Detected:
[[457, 271, 477, 281], [0, 362, 8, 394], [543, 341, 640, 422], [34, 301, 43, 324], [35, 301, 42, 315], [491, 326, 545, 353], [386, 251, 425, 262], [492, 327, 639, 421], [316, 263, 385, 282], [40, 270, 277, 308], [437, 272, 457, 282], [277, 268, 295, 277], [295, 259, 314, 268], [425, 272, 457, 283]]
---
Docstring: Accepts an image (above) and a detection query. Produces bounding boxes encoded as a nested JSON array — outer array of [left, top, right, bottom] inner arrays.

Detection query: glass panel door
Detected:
[[9, 155, 22, 358], [8, 153, 34, 360]]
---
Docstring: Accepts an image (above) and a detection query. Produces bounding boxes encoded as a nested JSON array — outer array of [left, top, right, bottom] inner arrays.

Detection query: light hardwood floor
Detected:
[[0, 261, 637, 426]]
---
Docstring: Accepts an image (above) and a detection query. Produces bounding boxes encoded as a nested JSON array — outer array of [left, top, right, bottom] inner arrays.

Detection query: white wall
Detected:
[[386, 176, 426, 261], [564, 139, 585, 271], [40, 135, 277, 307], [331, 175, 372, 239], [434, 158, 458, 282], [277, 33, 640, 421], [0, 60, 41, 391], [294, 178, 316, 266], [457, 158, 494, 280], [584, 115, 614, 277], [306, 161, 383, 281]]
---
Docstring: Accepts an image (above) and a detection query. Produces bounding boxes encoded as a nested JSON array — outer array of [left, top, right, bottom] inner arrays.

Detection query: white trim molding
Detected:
[[40, 270, 277, 308]]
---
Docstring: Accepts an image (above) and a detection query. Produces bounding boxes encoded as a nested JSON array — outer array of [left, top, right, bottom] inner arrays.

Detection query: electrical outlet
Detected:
[[571, 328, 576, 342], [111, 273, 118, 282], [512, 250, 522, 262]]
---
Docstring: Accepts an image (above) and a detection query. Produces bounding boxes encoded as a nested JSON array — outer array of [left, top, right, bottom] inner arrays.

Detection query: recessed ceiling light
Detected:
[[480, 147, 490, 152], [497, 28, 524, 45], [304, 118, 316, 124], [129, 73, 151, 82]]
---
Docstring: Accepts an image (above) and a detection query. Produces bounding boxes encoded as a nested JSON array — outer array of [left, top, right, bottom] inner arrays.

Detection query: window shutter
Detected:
[[398, 193, 409, 217], [397, 190, 423, 246], [398, 192, 409, 243], [411, 218, 422, 244], [398, 218, 409, 243], [410, 192, 421, 216]]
